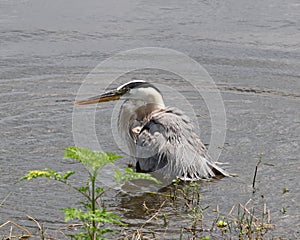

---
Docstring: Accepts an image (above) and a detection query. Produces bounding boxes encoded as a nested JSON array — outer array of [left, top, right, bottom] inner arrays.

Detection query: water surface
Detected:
[[0, 0, 299, 238]]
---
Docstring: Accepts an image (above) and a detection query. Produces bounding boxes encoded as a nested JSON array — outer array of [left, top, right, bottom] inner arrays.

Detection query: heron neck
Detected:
[[144, 92, 165, 107], [134, 97, 165, 109]]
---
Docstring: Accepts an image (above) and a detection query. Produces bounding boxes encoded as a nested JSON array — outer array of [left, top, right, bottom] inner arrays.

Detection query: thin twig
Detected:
[[0, 221, 32, 236], [252, 153, 263, 190], [0, 192, 12, 208], [141, 200, 166, 229], [27, 215, 42, 231], [228, 204, 235, 216]]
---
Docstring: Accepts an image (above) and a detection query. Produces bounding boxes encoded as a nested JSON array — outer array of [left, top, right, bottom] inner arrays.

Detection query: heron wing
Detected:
[[135, 107, 228, 180]]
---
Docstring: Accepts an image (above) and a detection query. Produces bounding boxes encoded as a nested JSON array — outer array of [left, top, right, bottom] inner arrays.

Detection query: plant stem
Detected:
[[252, 153, 263, 191], [91, 171, 96, 238]]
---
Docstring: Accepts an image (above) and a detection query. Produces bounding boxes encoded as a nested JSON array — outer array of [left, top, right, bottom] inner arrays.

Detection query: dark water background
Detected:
[[0, 0, 299, 238]]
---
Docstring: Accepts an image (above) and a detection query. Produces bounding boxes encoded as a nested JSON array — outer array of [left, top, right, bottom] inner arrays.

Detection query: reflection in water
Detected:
[[117, 180, 274, 239], [119, 179, 214, 219]]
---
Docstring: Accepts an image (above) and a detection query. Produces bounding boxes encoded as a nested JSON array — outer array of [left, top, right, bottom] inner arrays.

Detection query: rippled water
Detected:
[[1, 0, 299, 238]]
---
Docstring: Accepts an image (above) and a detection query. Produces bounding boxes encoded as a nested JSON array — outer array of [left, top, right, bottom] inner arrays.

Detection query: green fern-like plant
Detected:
[[20, 146, 160, 240]]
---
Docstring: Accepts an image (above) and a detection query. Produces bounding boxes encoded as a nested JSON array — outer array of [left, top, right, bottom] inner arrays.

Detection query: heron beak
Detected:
[[75, 90, 121, 105]]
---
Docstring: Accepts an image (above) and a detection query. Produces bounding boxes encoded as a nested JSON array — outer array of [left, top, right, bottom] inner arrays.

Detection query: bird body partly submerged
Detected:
[[76, 80, 228, 181]]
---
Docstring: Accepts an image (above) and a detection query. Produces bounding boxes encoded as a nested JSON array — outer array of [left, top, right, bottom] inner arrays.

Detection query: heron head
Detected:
[[75, 80, 165, 106]]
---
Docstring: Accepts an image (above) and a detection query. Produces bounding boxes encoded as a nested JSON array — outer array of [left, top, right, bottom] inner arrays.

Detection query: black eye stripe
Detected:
[[119, 81, 161, 94]]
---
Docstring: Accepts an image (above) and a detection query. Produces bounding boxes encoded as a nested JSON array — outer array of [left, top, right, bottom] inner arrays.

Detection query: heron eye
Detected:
[[117, 88, 129, 95], [117, 89, 124, 94]]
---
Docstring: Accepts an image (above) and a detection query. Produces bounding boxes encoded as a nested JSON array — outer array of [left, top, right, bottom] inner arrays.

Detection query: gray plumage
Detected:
[[125, 105, 228, 180], [76, 80, 229, 181]]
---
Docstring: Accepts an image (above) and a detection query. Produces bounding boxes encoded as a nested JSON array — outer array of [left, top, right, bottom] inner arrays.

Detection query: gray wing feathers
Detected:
[[136, 107, 228, 180]]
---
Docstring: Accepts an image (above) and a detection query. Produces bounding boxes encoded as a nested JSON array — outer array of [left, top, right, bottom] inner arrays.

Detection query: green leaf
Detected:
[[96, 187, 105, 195], [63, 207, 83, 222], [63, 207, 125, 227], [62, 171, 76, 179], [19, 168, 77, 183], [77, 186, 89, 194], [19, 170, 52, 181], [79, 202, 92, 209], [64, 146, 122, 170], [93, 208, 125, 226], [114, 168, 161, 184], [96, 228, 114, 236]]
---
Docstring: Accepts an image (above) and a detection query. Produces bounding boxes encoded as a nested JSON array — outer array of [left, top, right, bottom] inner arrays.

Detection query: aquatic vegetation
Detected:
[[0, 147, 276, 239], [212, 199, 274, 239], [18, 146, 159, 240], [121, 181, 274, 239]]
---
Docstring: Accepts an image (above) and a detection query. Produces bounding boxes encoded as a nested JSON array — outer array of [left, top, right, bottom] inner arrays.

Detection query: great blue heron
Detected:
[[75, 80, 228, 181]]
